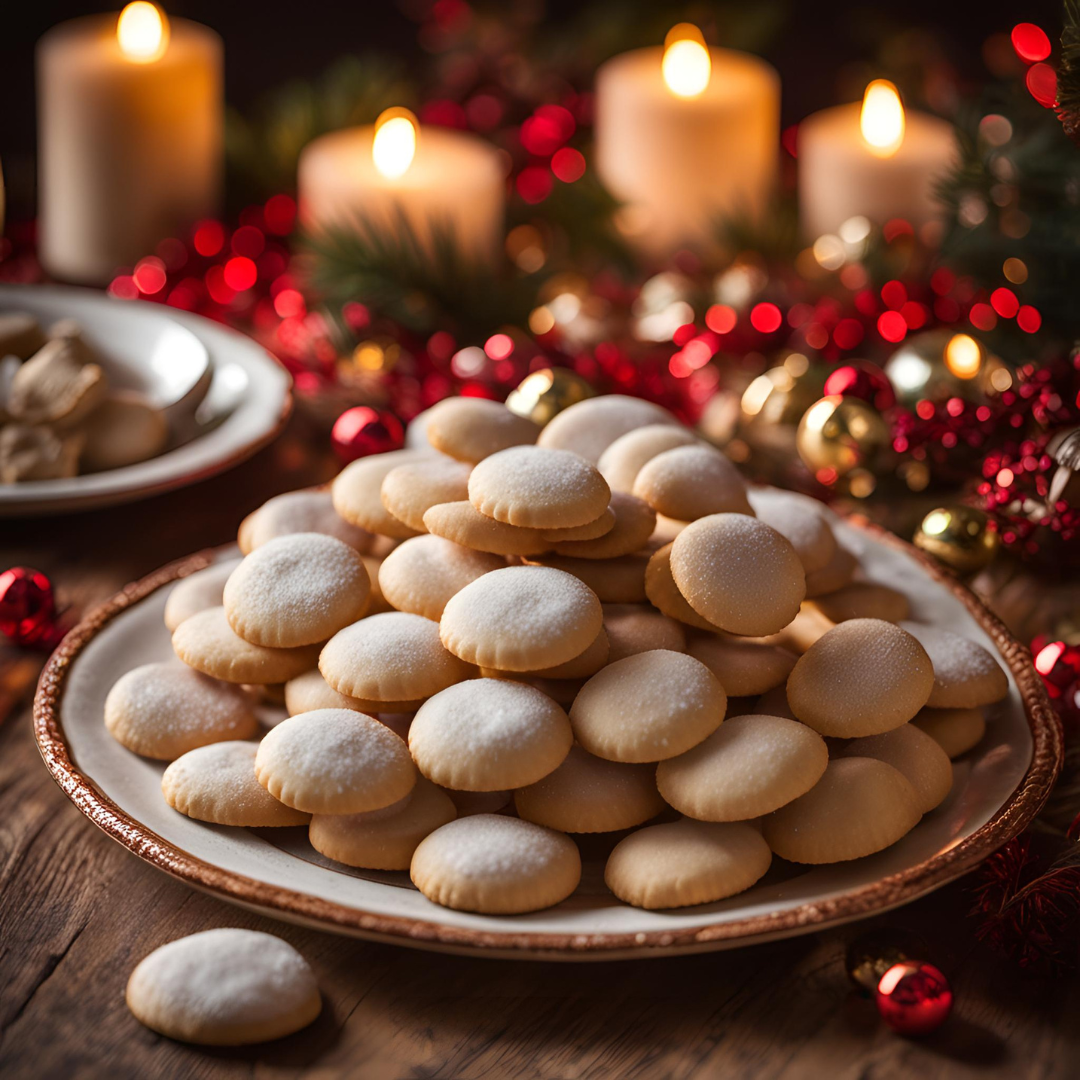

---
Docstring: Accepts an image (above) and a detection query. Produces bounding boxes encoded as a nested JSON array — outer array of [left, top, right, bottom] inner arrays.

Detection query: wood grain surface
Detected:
[[2, 420, 1078, 1079]]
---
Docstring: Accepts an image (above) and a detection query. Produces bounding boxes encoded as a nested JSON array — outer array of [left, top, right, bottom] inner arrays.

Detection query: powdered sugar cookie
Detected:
[[514, 745, 664, 833], [238, 488, 374, 554], [670, 515, 806, 636], [425, 396, 540, 463], [913, 706, 987, 758], [445, 788, 512, 817], [164, 561, 235, 632], [540, 505, 616, 542], [378, 535, 503, 620], [598, 423, 700, 492], [787, 619, 934, 737], [746, 488, 837, 574], [411, 814, 581, 914], [900, 622, 1009, 708], [381, 456, 473, 532], [526, 551, 650, 603], [80, 391, 168, 471], [765, 603, 835, 654], [605, 819, 772, 909], [650, 513, 688, 546], [537, 394, 679, 463], [423, 500, 550, 556], [439, 565, 603, 671], [360, 556, 394, 615], [162, 742, 310, 827], [105, 661, 258, 759], [570, 650, 726, 762], [309, 777, 457, 870], [409, 679, 572, 791], [255, 708, 415, 814], [644, 543, 722, 630], [810, 582, 910, 624], [804, 543, 858, 597], [125, 929, 321, 1045], [484, 626, 609, 680], [687, 636, 797, 697], [331, 449, 431, 539], [762, 757, 922, 864], [468, 446, 610, 529], [550, 491, 656, 559], [283, 669, 373, 715], [603, 603, 686, 661], [633, 445, 753, 521], [837, 724, 953, 813], [656, 714, 828, 821], [320, 611, 472, 702]]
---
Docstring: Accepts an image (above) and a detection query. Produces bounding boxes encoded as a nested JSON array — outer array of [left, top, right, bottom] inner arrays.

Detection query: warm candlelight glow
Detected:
[[372, 108, 418, 180], [945, 333, 982, 378], [116, 2, 169, 63], [860, 80, 905, 157], [662, 24, 711, 98]]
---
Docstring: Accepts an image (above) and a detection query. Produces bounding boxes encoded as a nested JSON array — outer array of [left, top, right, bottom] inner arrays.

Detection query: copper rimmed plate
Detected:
[[33, 514, 1060, 959]]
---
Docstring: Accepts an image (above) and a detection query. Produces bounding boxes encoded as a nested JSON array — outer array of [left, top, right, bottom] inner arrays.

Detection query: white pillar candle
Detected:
[[298, 110, 506, 266], [798, 80, 956, 240], [37, 3, 223, 284], [594, 25, 780, 260]]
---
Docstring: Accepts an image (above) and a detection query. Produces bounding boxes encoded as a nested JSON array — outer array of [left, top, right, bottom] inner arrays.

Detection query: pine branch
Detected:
[[1059, 0, 1080, 118]]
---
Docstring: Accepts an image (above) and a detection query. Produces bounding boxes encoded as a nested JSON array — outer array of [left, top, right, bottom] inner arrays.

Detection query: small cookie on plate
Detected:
[[411, 814, 581, 914], [687, 636, 797, 697], [423, 500, 550, 556], [162, 741, 311, 827], [105, 661, 258, 759], [514, 744, 664, 833], [747, 488, 837, 574], [238, 488, 374, 554], [7, 337, 106, 428], [424, 396, 540, 463], [255, 708, 415, 814], [913, 706, 987, 758], [570, 650, 726, 762], [603, 603, 687, 662], [644, 543, 722, 631], [164, 561, 236, 632], [605, 819, 772, 910], [381, 456, 473, 532], [80, 391, 168, 471], [125, 929, 321, 1046], [537, 394, 679, 463], [409, 679, 572, 791], [837, 724, 953, 814], [900, 621, 1009, 709], [598, 423, 700, 493], [550, 491, 656, 559], [0, 424, 83, 481], [378, 535, 504, 620], [283, 668, 373, 716], [762, 757, 922, 864], [632, 444, 753, 521], [309, 777, 457, 870], [810, 582, 910, 624], [526, 551, 650, 604], [331, 449, 430, 539]]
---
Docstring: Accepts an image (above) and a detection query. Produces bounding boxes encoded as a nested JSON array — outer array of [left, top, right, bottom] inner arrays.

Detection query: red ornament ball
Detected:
[[1031, 637, 1080, 699], [875, 961, 953, 1036], [0, 567, 56, 646], [824, 361, 897, 412], [331, 406, 404, 462]]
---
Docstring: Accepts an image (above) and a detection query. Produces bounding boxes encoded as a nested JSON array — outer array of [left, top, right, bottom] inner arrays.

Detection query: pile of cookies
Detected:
[[0, 311, 167, 482], [104, 392, 1010, 915]]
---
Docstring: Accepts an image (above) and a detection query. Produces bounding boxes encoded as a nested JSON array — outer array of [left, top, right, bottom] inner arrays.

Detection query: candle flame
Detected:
[[117, 2, 169, 63], [662, 24, 711, 98], [373, 108, 418, 180], [945, 333, 982, 378], [860, 79, 905, 157]]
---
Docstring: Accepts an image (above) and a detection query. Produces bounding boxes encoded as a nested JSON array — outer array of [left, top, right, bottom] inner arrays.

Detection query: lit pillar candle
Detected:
[[594, 24, 780, 260], [298, 109, 506, 266], [798, 80, 956, 240], [37, 3, 223, 284]]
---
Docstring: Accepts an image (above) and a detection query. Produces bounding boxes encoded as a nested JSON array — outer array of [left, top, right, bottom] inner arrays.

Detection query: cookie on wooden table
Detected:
[[424, 396, 540, 463], [381, 456, 473, 532], [423, 500, 551, 556], [603, 603, 686, 662], [238, 488, 374, 554], [912, 706, 987, 758], [632, 444, 753, 521], [537, 394, 679, 463], [164, 562, 235, 632], [900, 622, 1009, 709], [837, 724, 953, 814], [598, 423, 700, 493]]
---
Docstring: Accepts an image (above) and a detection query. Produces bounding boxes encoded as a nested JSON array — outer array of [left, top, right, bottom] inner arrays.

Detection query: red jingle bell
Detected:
[[823, 360, 897, 412], [875, 961, 953, 1036], [0, 567, 56, 647], [331, 406, 404, 463]]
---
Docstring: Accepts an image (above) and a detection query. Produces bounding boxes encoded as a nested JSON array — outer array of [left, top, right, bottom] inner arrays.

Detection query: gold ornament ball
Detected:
[[739, 353, 828, 451], [505, 367, 595, 427], [883, 329, 992, 408], [796, 395, 891, 478], [913, 506, 999, 574]]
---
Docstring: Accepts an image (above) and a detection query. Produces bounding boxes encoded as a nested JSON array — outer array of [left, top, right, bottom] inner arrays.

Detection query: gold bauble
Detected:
[[505, 367, 595, 427], [795, 395, 891, 478], [913, 505, 999, 574], [882, 329, 993, 408], [739, 353, 828, 450]]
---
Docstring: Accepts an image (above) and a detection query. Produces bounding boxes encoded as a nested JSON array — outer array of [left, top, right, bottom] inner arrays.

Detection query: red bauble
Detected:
[[875, 961, 953, 1036], [0, 567, 56, 646], [331, 406, 404, 462], [824, 360, 897, 412], [1031, 638, 1080, 699]]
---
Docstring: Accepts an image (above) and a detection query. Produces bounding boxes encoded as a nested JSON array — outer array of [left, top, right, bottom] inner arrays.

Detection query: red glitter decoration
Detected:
[[875, 962, 953, 1036], [824, 360, 896, 411], [0, 567, 59, 648], [330, 406, 405, 462]]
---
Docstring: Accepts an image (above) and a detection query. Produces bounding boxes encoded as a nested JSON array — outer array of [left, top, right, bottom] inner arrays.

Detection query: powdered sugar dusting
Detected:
[[421, 814, 572, 878], [379, 535, 503, 618], [246, 489, 373, 551]]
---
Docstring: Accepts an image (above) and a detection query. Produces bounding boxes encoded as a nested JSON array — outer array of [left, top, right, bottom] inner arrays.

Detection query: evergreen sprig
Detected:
[[1059, 0, 1080, 143]]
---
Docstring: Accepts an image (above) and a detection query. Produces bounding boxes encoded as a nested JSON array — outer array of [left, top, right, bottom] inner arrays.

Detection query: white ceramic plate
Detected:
[[0, 284, 291, 516], [35, 511, 1059, 960]]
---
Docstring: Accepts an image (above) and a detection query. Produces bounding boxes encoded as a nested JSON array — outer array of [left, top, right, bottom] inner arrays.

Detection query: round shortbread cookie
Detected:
[[162, 741, 311, 827], [526, 551, 650, 603], [360, 555, 394, 615], [125, 929, 321, 1046], [762, 757, 922, 864], [656, 714, 828, 821], [787, 619, 935, 737], [810, 582, 910, 624], [238, 488, 374, 554], [603, 603, 687, 661], [468, 446, 610, 529], [331, 449, 431, 539], [482, 630, 609, 681], [746, 488, 837, 574], [632, 445, 753, 521], [223, 533, 370, 648], [514, 745, 664, 833], [425, 396, 540, 463], [410, 814, 581, 914], [409, 679, 573, 791], [570, 650, 726, 763], [378, 535, 504, 620], [900, 622, 1009, 709], [644, 543, 723, 630], [913, 706, 987, 758], [763, 603, 836, 654], [537, 394, 679, 463], [605, 819, 772, 910], [439, 565, 603, 671], [255, 708, 415, 814], [837, 724, 953, 814], [309, 777, 457, 869], [320, 611, 472, 702], [423, 500, 550, 556], [670, 515, 806, 636], [105, 662, 258, 760], [650, 513, 688, 546], [598, 423, 700, 493], [540, 506, 616, 543], [804, 543, 858, 597], [752, 684, 797, 720], [283, 669, 373, 716], [164, 561, 235, 632], [550, 491, 656, 559], [687, 636, 798, 697], [381, 456, 473, 532]]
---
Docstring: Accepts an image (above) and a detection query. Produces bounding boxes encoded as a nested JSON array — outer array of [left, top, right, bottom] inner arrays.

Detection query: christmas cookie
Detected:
[[360, 555, 394, 615], [550, 491, 656, 559], [537, 394, 679, 463], [603, 603, 687, 662], [540, 505, 616, 542], [422, 499, 551, 556], [804, 543, 858, 597], [164, 561, 235, 632], [632, 444, 753, 521], [598, 423, 700, 493], [7, 337, 106, 428], [526, 550, 650, 603], [837, 724, 953, 813], [331, 449, 430, 539], [444, 788, 512, 817], [80, 391, 167, 471], [747, 488, 837, 574], [810, 582, 910, 624], [283, 669, 373, 715], [686, 636, 798, 697], [900, 622, 1009, 708], [913, 706, 987, 758], [0, 424, 83, 481], [424, 396, 540, 463], [381, 456, 473, 532], [238, 488, 373, 554], [644, 543, 722, 630]]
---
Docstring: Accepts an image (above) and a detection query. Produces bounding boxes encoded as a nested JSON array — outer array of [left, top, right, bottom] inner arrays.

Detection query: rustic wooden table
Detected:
[[2, 420, 1078, 1079]]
